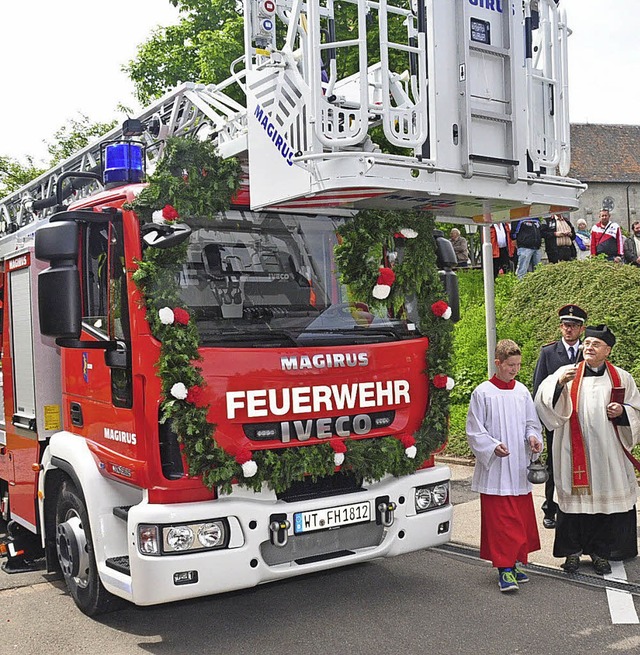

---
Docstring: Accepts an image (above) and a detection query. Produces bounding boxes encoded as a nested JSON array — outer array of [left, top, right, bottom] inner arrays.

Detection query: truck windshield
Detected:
[[174, 210, 419, 347]]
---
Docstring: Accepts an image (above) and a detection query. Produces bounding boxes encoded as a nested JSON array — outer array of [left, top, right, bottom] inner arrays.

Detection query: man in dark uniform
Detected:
[[532, 304, 587, 528]]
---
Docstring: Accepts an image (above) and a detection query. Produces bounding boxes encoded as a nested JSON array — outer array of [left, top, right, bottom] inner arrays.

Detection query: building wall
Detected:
[[571, 182, 640, 233]]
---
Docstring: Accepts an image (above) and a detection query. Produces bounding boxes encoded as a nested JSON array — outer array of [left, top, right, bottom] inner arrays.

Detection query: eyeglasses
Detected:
[[560, 322, 582, 329], [583, 339, 609, 349]]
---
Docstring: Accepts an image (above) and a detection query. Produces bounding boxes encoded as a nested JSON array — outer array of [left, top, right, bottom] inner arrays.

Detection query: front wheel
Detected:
[[55, 480, 122, 615]]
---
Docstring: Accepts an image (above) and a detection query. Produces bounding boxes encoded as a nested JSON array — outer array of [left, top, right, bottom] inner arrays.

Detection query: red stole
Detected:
[[568, 361, 621, 494]]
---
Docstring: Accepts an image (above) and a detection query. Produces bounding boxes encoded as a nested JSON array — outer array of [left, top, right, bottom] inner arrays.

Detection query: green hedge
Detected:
[[445, 258, 640, 458]]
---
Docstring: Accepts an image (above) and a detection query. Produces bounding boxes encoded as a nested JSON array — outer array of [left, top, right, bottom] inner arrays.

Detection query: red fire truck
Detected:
[[0, 0, 581, 615]]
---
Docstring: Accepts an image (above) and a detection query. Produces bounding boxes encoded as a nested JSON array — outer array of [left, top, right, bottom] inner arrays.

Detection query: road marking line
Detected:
[[604, 561, 639, 625]]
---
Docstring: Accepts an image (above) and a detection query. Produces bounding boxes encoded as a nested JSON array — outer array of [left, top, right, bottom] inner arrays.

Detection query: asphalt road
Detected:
[[1, 468, 639, 655]]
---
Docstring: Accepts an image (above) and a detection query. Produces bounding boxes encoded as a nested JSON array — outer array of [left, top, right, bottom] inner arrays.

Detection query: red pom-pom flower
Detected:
[[433, 374, 455, 391], [234, 447, 258, 477], [372, 266, 396, 300], [399, 434, 417, 459], [173, 307, 190, 325], [186, 385, 208, 408], [162, 204, 180, 222], [330, 439, 347, 466], [431, 300, 452, 320], [235, 447, 253, 465], [330, 439, 347, 454], [393, 228, 418, 240]]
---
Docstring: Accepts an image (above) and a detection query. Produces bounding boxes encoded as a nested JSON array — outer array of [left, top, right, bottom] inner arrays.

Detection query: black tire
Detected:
[[55, 480, 123, 616]]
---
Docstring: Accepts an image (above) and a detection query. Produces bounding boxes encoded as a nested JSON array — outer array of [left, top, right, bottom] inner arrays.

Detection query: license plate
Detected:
[[293, 500, 371, 534]]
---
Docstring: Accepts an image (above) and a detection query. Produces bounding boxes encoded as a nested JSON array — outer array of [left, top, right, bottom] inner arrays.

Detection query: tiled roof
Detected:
[[569, 124, 640, 183]]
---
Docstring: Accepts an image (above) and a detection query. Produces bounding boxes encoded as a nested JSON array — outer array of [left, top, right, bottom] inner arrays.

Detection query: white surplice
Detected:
[[466, 380, 543, 495], [535, 364, 640, 514]]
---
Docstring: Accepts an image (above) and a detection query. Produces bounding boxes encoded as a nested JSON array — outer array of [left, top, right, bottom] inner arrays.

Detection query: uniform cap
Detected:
[[584, 324, 616, 347], [558, 304, 587, 324]]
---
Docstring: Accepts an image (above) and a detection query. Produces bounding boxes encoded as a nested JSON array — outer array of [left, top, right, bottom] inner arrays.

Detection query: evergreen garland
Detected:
[[334, 210, 454, 457], [129, 139, 453, 494]]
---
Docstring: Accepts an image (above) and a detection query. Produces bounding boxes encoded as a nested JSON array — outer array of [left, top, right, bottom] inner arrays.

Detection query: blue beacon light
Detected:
[[103, 142, 144, 185]]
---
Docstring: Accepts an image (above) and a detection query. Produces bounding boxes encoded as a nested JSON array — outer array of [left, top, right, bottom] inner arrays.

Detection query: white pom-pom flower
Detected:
[[241, 460, 258, 477], [446, 377, 455, 391], [170, 382, 188, 400], [152, 209, 166, 225], [159, 307, 175, 325], [442, 306, 452, 320], [334, 452, 345, 466], [405, 445, 417, 459], [400, 228, 418, 239], [372, 284, 391, 300]]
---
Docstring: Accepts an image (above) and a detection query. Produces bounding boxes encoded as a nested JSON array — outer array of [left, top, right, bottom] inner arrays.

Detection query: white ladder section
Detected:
[[455, 0, 518, 182], [304, 0, 429, 150], [524, 0, 571, 175], [1, 0, 580, 231]]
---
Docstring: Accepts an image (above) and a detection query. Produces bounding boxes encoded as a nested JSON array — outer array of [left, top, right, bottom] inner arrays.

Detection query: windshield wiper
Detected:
[[303, 326, 419, 338], [200, 330, 299, 346]]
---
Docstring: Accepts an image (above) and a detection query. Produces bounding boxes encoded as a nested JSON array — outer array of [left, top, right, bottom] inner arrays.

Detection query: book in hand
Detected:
[[610, 386, 625, 405]]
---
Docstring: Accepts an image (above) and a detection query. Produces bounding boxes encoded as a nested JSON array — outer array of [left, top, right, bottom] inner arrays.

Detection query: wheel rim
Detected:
[[56, 512, 90, 589]]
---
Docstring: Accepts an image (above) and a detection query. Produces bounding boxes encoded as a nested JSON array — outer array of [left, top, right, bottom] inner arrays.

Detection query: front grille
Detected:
[[244, 410, 395, 441], [277, 472, 364, 502], [260, 522, 384, 566]]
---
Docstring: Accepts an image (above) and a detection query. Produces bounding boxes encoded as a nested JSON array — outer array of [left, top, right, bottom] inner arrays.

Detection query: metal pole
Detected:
[[481, 221, 496, 378]]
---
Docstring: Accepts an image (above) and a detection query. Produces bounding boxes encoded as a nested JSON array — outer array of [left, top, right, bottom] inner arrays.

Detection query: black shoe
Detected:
[[591, 556, 612, 575], [561, 555, 580, 573], [543, 516, 556, 529]]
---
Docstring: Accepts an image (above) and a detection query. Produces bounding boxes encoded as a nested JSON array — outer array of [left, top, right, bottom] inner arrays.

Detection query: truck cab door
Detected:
[[62, 219, 137, 464]]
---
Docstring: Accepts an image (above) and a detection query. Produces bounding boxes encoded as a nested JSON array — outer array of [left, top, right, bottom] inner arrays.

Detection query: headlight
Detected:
[[166, 526, 194, 551], [414, 482, 449, 513], [139, 519, 230, 556], [431, 483, 448, 506], [161, 519, 229, 555], [415, 487, 432, 511], [198, 522, 224, 548]]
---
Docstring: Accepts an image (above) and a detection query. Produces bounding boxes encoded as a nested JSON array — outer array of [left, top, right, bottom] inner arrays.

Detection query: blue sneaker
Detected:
[[498, 568, 519, 592], [514, 563, 529, 583]]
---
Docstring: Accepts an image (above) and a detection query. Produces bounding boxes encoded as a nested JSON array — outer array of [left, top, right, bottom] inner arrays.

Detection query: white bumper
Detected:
[[114, 466, 452, 606]]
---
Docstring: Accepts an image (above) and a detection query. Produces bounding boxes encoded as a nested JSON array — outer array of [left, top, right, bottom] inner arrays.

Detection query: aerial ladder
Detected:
[[0, 0, 583, 237]]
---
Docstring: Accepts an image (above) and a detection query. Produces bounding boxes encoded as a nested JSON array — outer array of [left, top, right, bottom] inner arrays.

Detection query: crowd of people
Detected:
[[466, 305, 640, 592], [449, 209, 640, 279]]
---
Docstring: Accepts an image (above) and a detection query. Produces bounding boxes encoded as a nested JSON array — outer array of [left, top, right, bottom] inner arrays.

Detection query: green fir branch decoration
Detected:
[[130, 139, 452, 495], [335, 210, 454, 457]]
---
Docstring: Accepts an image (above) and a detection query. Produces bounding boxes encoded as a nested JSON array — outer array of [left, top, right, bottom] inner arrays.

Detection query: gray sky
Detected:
[[0, 0, 180, 163], [561, 0, 639, 125], [0, 0, 637, 163]]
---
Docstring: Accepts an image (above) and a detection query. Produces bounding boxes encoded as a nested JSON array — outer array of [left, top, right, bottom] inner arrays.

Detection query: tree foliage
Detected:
[[46, 114, 117, 166], [0, 114, 116, 198], [124, 0, 244, 105], [0, 156, 46, 198]]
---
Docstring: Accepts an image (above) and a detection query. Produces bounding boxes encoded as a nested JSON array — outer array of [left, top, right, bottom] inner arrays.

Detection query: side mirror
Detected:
[[35, 220, 78, 261], [433, 229, 458, 269], [141, 222, 192, 249], [35, 222, 81, 338]]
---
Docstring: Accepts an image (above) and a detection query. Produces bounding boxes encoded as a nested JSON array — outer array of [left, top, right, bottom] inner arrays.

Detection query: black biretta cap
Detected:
[[584, 324, 616, 347]]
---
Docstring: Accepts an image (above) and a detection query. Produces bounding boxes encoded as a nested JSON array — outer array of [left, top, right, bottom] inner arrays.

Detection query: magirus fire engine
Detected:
[[0, 0, 581, 615]]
